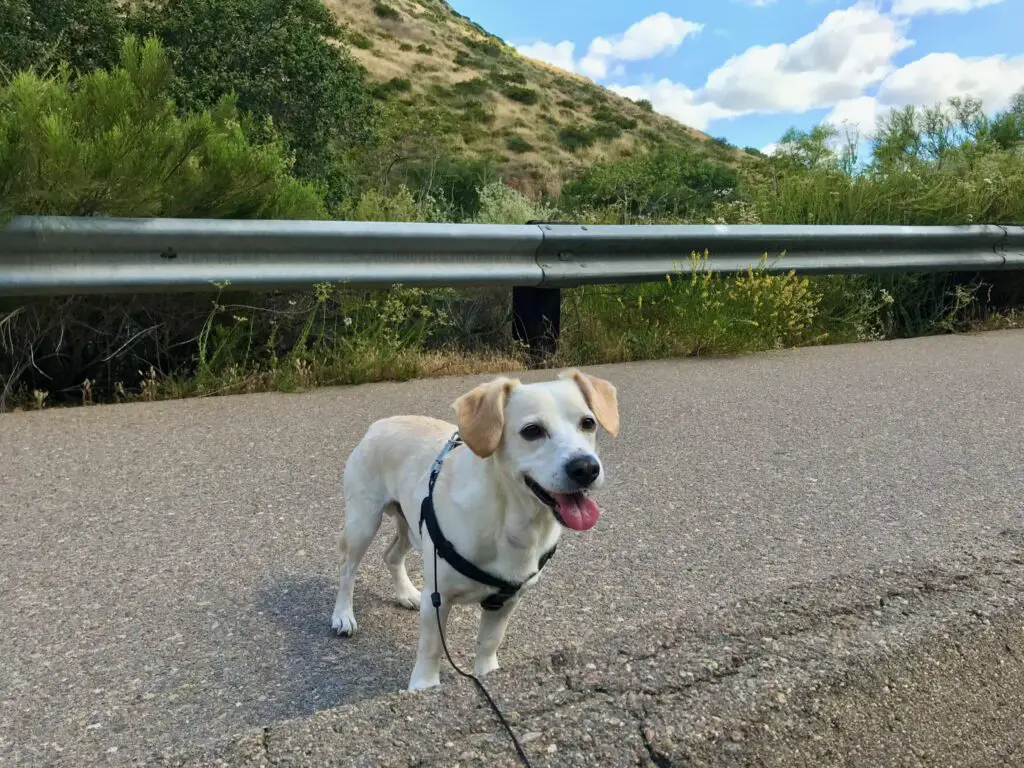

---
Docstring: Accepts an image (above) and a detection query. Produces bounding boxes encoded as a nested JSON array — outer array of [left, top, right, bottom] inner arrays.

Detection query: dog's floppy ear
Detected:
[[559, 369, 620, 437], [452, 376, 520, 458]]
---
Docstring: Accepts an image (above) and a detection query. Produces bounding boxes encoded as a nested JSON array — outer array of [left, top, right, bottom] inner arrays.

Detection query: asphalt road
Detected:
[[1, 330, 1022, 766]]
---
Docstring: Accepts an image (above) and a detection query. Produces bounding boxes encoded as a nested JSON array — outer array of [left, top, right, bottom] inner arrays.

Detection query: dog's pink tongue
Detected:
[[553, 494, 601, 531]]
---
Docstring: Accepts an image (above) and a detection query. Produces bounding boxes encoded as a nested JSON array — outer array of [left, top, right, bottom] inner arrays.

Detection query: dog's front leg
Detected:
[[474, 597, 518, 677], [407, 590, 452, 691]]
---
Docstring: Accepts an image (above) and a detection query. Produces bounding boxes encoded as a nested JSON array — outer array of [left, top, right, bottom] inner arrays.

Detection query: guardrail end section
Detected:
[[512, 286, 561, 364]]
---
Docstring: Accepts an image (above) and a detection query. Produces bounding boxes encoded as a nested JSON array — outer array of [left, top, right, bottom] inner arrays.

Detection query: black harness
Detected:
[[419, 432, 557, 611]]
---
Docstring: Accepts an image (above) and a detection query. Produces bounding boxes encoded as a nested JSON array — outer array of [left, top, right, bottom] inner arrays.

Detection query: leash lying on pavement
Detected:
[[423, 431, 535, 767]]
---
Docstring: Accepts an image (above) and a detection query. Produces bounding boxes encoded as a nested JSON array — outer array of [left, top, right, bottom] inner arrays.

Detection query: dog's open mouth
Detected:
[[524, 476, 601, 532]]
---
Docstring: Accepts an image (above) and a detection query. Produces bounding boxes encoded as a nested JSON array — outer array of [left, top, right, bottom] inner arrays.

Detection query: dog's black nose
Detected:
[[565, 456, 600, 487]]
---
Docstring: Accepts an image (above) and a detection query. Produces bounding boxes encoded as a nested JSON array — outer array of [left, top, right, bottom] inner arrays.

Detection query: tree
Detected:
[[559, 148, 739, 221], [0, 34, 326, 221], [128, 0, 375, 186], [0, 0, 124, 82]]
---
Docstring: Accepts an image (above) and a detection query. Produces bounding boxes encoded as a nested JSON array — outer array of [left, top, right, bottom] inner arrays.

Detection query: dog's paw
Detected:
[[395, 583, 421, 611], [474, 655, 500, 677], [407, 675, 441, 692], [330, 609, 357, 637]]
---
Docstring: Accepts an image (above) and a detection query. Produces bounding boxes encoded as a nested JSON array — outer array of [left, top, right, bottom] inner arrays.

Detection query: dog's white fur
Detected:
[[330, 369, 620, 691]]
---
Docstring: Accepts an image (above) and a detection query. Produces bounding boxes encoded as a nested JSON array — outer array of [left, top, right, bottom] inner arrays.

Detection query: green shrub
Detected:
[[502, 85, 539, 105], [471, 181, 557, 224], [372, 2, 401, 21], [558, 125, 596, 151], [128, 0, 374, 184], [461, 100, 494, 124], [0, 35, 329, 409], [505, 135, 533, 153], [372, 76, 412, 98], [561, 252, 826, 364], [416, 43, 433, 55], [0, 34, 326, 222], [0, 0, 124, 82], [349, 31, 374, 49], [453, 77, 489, 96], [590, 122, 622, 141], [635, 98, 654, 112], [464, 37, 502, 58], [559, 148, 738, 220], [490, 70, 527, 86]]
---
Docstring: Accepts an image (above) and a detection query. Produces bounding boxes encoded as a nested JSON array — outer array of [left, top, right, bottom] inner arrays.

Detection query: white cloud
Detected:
[[823, 95, 883, 136], [515, 40, 577, 73], [580, 13, 704, 79], [519, 13, 703, 81], [609, 80, 738, 131], [701, 3, 912, 113], [891, 0, 1005, 16], [821, 52, 1024, 138], [605, 3, 913, 131], [520, 3, 1023, 146], [877, 52, 1024, 108]]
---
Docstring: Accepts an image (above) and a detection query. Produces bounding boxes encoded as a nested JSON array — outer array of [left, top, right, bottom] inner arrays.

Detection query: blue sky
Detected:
[[449, 0, 1023, 154]]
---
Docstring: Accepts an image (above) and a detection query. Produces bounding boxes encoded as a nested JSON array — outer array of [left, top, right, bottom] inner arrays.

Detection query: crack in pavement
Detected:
[[151, 538, 1024, 767]]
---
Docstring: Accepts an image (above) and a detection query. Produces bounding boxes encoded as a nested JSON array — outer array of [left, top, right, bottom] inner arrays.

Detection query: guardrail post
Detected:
[[512, 286, 561, 364]]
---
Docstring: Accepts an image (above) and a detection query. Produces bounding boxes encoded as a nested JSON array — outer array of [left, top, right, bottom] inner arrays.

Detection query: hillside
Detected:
[[326, 0, 744, 196]]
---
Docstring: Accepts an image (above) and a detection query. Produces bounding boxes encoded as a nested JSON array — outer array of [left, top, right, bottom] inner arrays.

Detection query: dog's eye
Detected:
[[519, 423, 546, 441], [580, 416, 597, 431]]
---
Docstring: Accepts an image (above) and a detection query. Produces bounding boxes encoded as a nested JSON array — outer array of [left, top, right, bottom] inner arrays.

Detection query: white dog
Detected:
[[330, 369, 620, 691]]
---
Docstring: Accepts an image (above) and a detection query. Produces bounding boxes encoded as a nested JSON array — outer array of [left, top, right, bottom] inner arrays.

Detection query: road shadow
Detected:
[[241, 572, 422, 726]]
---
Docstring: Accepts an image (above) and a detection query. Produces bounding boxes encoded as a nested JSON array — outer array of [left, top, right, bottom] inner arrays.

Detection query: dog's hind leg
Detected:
[[330, 490, 385, 637], [383, 507, 421, 610]]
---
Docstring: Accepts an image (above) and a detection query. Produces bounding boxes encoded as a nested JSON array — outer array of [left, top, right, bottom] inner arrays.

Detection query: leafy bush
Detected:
[[471, 181, 557, 224], [559, 148, 739, 220], [371, 76, 412, 98], [128, 0, 374, 185], [635, 99, 654, 112], [590, 122, 622, 141], [502, 85, 539, 105], [0, 34, 325, 222], [452, 77, 489, 96], [0, 0, 123, 82], [0, 35, 328, 409], [506, 135, 533, 153], [464, 37, 502, 58], [593, 107, 637, 131], [460, 100, 494, 124], [561, 253, 827, 364], [491, 70, 527, 86], [349, 31, 374, 49], [558, 125, 595, 151], [373, 2, 401, 21]]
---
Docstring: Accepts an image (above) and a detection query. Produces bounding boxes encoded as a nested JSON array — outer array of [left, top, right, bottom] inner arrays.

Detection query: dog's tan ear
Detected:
[[452, 376, 520, 458], [559, 369, 620, 437]]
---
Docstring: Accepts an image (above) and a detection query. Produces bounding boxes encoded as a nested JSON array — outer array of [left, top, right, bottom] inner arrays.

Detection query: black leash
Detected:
[[431, 546, 533, 767], [422, 432, 535, 767]]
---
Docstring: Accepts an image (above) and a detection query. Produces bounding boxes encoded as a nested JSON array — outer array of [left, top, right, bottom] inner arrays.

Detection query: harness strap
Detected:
[[419, 432, 557, 611]]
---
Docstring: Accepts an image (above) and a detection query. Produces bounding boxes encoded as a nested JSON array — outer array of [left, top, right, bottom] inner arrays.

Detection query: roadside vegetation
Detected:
[[1, 0, 1022, 411]]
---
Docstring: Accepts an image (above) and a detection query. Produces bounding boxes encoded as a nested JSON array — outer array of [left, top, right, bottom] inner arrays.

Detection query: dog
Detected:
[[330, 369, 620, 691]]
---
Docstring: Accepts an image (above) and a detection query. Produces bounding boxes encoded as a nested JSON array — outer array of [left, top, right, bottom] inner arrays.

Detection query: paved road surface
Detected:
[[1, 330, 1022, 766]]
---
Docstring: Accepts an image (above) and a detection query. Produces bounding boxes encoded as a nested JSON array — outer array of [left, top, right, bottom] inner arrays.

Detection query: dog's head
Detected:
[[451, 369, 619, 531]]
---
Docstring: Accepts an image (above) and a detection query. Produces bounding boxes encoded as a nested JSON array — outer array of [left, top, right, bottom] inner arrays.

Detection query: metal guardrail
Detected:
[[2, 215, 1022, 358], [1, 215, 1022, 297]]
